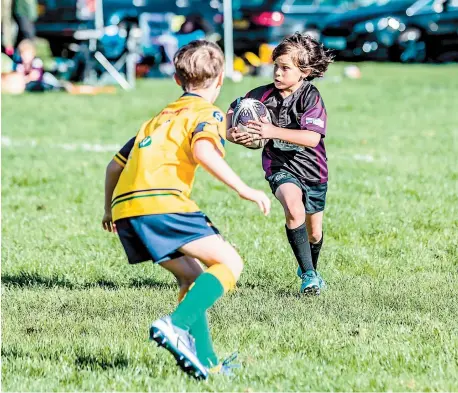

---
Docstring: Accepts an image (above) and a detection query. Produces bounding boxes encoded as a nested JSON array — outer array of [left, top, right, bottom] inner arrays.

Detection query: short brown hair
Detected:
[[273, 33, 333, 80], [174, 40, 224, 90], [18, 39, 36, 53]]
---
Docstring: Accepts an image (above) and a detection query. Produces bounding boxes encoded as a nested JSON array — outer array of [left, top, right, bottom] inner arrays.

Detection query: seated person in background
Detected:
[[13, 39, 45, 91], [9, 39, 73, 93]]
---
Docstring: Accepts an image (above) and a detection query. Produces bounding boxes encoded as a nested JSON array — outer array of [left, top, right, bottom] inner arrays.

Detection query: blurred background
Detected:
[[2, 0, 457, 91]]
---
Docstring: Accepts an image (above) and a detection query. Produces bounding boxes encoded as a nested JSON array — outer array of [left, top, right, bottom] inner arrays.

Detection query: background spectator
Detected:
[[13, 0, 37, 45]]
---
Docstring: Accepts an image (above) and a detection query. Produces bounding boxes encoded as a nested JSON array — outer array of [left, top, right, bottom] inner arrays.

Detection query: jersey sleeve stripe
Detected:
[[113, 155, 127, 167], [115, 153, 127, 164]]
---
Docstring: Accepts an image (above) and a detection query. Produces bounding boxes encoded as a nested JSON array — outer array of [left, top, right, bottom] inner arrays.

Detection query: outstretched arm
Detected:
[[102, 136, 135, 232], [103, 160, 124, 232], [192, 138, 271, 215]]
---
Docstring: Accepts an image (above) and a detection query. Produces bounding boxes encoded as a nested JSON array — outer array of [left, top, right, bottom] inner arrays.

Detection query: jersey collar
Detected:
[[182, 92, 203, 98]]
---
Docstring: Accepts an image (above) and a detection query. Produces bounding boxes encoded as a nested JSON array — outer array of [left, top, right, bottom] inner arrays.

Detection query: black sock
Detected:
[[285, 223, 314, 274], [310, 233, 324, 270]]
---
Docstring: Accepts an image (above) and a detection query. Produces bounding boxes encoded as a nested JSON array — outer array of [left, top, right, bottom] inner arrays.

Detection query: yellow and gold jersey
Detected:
[[112, 93, 226, 221]]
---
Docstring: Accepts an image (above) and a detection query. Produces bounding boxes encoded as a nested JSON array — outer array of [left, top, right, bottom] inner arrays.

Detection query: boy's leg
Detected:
[[159, 256, 218, 368], [171, 235, 241, 331], [306, 212, 324, 270], [274, 182, 319, 294], [160, 256, 204, 302], [152, 235, 241, 375], [275, 183, 314, 274]]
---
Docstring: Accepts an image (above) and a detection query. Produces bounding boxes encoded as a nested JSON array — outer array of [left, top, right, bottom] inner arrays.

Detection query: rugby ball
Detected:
[[232, 98, 271, 149]]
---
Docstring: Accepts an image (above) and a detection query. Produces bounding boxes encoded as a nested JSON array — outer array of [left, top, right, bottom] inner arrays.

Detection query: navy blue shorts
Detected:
[[115, 212, 220, 264]]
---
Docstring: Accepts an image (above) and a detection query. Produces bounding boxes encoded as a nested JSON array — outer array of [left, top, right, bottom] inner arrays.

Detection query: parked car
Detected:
[[217, 0, 352, 55], [319, 0, 414, 60], [35, 0, 220, 57], [396, 0, 458, 62]]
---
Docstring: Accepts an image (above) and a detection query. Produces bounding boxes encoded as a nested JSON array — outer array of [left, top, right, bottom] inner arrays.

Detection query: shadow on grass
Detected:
[[237, 281, 306, 299], [74, 351, 129, 370], [1, 271, 175, 291], [2, 272, 304, 297]]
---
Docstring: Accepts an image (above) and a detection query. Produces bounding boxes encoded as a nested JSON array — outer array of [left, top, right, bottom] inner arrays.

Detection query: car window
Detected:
[[283, 0, 344, 10], [291, 0, 315, 5], [447, 0, 458, 9], [406, 0, 449, 15], [232, 0, 272, 8]]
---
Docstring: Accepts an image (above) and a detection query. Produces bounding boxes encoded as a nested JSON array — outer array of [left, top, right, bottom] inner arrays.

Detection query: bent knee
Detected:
[[308, 231, 322, 244], [224, 251, 244, 281], [217, 244, 244, 281], [284, 204, 306, 224]]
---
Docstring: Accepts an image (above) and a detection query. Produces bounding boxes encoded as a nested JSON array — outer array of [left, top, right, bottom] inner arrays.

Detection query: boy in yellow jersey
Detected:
[[102, 40, 271, 380]]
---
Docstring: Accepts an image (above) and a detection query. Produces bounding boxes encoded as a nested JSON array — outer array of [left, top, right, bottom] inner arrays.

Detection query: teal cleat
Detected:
[[300, 270, 320, 295], [317, 271, 326, 290], [150, 316, 208, 380], [297, 267, 326, 290]]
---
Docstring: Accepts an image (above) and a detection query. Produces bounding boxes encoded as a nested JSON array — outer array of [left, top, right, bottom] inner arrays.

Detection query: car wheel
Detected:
[[435, 50, 458, 63]]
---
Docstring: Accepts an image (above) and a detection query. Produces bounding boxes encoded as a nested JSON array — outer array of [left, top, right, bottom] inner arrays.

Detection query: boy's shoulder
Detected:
[[193, 100, 225, 123], [163, 94, 224, 122], [300, 82, 325, 109]]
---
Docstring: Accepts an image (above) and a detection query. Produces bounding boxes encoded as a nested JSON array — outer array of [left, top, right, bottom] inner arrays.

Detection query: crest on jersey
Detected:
[[139, 136, 151, 148], [213, 111, 224, 122]]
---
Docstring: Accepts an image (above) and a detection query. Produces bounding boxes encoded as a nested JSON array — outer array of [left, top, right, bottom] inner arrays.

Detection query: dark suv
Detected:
[[396, 0, 458, 62], [319, 0, 413, 60], [320, 0, 458, 61], [221, 0, 349, 55]]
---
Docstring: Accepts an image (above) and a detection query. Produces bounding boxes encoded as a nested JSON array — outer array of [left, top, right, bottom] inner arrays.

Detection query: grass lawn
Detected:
[[2, 62, 458, 391]]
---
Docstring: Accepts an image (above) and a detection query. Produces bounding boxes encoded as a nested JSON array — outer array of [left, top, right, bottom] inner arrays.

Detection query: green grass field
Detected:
[[2, 63, 458, 392]]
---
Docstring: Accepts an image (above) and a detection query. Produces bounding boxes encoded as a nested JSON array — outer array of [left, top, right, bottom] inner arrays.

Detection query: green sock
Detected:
[[171, 271, 224, 330], [190, 313, 219, 368]]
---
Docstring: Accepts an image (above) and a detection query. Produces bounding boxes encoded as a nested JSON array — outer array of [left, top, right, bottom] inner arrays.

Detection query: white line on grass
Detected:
[[2, 136, 380, 163], [2, 136, 121, 152]]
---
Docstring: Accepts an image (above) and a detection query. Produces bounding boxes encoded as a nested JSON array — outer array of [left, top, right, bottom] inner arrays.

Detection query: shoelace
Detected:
[[219, 352, 241, 376]]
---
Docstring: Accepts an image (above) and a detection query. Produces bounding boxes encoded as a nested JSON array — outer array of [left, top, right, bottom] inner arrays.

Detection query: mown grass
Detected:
[[2, 62, 458, 391]]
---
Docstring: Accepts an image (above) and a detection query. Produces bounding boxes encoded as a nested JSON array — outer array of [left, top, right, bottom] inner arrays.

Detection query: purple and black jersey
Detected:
[[230, 81, 328, 185]]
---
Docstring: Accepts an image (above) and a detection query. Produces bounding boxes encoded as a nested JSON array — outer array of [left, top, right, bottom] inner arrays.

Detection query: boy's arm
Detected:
[[248, 95, 327, 148], [193, 139, 270, 215], [103, 160, 124, 232], [248, 121, 321, 148], [103, 137, 135, 232]]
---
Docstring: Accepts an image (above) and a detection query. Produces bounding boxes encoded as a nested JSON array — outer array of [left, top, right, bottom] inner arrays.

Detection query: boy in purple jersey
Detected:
[[227, 33, 333, 295]]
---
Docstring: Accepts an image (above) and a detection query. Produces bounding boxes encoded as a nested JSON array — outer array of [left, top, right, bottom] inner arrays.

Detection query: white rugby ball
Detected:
[[232, 98, 271, 149]]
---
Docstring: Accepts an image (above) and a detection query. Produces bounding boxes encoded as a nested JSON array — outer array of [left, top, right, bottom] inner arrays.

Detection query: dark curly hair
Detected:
[[272, 32, 334, 80]]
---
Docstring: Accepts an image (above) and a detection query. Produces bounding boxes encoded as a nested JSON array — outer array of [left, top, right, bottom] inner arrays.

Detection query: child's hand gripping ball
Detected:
[[232, 98, 272, 149]]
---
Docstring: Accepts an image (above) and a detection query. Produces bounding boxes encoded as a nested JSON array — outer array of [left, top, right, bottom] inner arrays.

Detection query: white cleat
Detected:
[[150, 316, 208, 380]]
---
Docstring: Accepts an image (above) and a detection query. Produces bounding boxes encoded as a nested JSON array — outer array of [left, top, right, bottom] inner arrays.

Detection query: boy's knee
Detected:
[[221, 249, 243, 282], [284, 203, 306, 225], [308, 231, 322, 244]]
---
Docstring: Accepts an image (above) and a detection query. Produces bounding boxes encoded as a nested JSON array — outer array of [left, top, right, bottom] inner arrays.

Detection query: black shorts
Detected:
[[267, 171, 327, 214], [115, 212, 220, 264]]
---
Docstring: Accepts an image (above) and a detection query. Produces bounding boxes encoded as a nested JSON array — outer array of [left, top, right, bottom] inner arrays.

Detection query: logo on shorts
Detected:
[[139, 136, 151, 148], [273, 172, 289, 182], [213, 111, 224, 122]]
